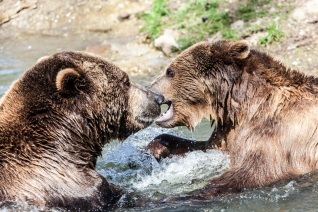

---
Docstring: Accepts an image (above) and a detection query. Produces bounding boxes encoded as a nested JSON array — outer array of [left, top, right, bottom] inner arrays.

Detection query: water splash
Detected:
[[2, 126, 318, 211], [96, 126, 230, 200]]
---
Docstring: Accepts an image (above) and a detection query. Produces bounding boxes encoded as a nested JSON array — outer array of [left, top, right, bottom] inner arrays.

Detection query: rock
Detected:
[[208, 31, 223, 43], [231, 20, 244, 31], [245, 31, 268, 47], [202, 17, 208, 22], [0, 0, 37, 25], [118, 12, 130, 21], [154, 29, 179, 55], [85, 42, 112, 55], [292, 0, 318, 22], [292, 60, 299, 66]]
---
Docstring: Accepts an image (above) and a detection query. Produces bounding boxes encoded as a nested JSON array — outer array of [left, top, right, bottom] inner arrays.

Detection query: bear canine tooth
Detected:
[[156, 104, 174, 123]]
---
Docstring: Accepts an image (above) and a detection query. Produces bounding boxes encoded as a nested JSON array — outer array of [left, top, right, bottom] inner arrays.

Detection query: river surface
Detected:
[[1, 34, 318, 211]]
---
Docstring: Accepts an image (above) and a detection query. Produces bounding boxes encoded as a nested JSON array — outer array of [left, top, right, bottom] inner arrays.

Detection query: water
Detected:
[[97, 127, 229, 200], [1, 35, 318, 211]]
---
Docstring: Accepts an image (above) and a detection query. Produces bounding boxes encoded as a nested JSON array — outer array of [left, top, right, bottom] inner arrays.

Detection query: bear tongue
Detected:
[[156, 104, 174, 123]]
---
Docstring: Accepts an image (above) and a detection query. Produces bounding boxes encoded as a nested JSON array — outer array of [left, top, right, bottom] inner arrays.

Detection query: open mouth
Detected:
[[156, 101, 174, 123]]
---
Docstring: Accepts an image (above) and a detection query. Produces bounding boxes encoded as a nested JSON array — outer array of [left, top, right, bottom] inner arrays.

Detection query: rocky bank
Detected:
[[0, 0, 318, 78]]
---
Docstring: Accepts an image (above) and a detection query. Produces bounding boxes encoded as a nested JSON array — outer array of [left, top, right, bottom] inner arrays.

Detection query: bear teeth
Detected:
[[156, 103, 174, 123], [161, 101, 172, 115]]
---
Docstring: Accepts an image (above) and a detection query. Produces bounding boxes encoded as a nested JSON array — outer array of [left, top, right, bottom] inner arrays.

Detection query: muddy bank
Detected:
[[0, 0, 170, 82], [0, 0, 318, 76], [267, 0, 318, 76], [0, 0, 318, 77]]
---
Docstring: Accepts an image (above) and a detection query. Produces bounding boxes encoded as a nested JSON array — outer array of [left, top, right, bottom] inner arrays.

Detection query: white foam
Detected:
[[132, 149, 229, 196], [97, 127, 230, 197]]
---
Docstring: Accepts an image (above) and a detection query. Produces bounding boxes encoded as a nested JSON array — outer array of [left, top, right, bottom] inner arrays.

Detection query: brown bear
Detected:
[[0, 51, 163, 210], [146, 40, 318, 201]]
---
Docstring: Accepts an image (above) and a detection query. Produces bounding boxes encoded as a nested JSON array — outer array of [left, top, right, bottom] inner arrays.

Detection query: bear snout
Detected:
[[154, 93, 164, 105], [128, 86, 162, 129]]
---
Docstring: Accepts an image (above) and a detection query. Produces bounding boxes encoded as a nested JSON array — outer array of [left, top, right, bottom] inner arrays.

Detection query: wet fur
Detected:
[[0, 51, 161, 209], [147, 40, 318, 200]]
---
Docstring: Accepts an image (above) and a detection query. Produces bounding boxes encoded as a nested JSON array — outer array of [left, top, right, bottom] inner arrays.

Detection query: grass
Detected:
[[259, 21, 285, 47], [140, 0, 169, 40], [222, 28, 240, 40], [141, 0, 287, 50], [238, 0, 271, 21], [170, 0, 233, 50]]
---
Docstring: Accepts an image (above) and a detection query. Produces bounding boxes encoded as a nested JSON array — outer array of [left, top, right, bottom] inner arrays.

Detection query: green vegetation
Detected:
[[238, 0, 271, 21], [140, 0, 169, 40], [259, 21, 285, 47], [141, 0, 287, 51], [172, 0, 239, 49]]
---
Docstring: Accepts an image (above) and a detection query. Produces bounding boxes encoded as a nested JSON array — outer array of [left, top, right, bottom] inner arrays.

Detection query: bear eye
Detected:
[[166, 68, 174, 78], [124, 80, 131, 90]]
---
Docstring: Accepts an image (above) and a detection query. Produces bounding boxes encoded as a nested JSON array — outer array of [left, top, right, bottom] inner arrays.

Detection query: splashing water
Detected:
[[1, 122, 318, 211], [96, 126, 230, 201]]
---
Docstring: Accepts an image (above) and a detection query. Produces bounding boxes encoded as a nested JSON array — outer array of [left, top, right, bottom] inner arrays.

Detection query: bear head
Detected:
[[0, 51, 162, 168], [149, 40, 250, 130]]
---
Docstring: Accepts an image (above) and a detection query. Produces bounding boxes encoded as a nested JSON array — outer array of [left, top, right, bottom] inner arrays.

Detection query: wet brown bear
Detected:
[[0, 51, 162, 210], [147, 40, 318, 200]]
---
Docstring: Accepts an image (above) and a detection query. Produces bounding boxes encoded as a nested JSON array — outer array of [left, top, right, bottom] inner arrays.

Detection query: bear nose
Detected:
[[155, 93, 164, 105]]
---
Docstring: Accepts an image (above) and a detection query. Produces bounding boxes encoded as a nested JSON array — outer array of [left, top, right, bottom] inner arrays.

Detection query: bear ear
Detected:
[[56, 68, 85, 95], [37, 55, 50, 63], [229, 40, 250, 60]]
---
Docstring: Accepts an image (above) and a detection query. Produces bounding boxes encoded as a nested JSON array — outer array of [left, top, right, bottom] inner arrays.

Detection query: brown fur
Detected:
[[0, 51, 162, 209], [146, 40, 318, 200]]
